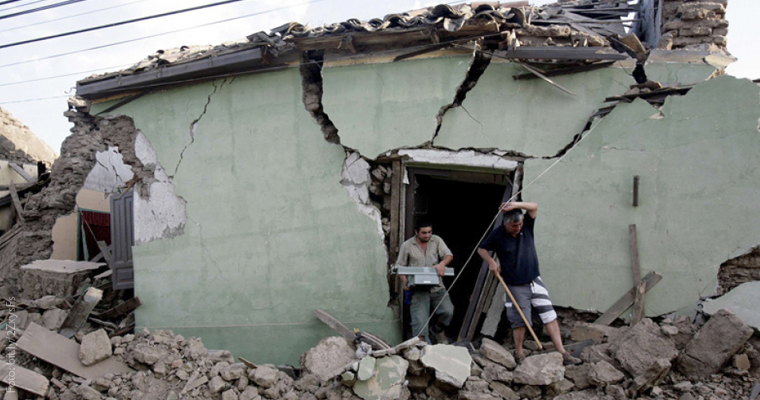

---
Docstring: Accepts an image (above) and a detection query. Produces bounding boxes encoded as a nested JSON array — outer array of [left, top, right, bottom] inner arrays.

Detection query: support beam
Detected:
[[8, 162, 34, 182], [8, 181, 25, 224], [629, 224, 645, 325], [595, 271, 661, 326]]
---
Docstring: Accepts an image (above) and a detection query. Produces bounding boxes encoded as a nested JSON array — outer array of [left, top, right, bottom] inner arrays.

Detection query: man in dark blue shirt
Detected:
[[478, 201, 581, 365]]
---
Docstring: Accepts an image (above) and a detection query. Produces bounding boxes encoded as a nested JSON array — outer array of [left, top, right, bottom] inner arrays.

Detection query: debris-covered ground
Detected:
[[0, 280, 757, 400]]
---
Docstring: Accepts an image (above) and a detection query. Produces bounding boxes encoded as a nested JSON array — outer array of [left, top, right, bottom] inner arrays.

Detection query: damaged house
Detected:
[[3, 0, 758, 368]]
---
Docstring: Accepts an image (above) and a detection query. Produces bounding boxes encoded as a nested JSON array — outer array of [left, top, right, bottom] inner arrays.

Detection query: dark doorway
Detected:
[[402, 167, 512, 340]]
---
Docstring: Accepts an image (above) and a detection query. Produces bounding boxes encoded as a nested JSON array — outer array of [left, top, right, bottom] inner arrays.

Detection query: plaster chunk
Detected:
[[512, 353, 565, 386], [702, 281, 760, 330], [79, 329, 112, 366], [419, 344, 472, 388], [340, 152, 383, 237], [352, 356, 408, 400]]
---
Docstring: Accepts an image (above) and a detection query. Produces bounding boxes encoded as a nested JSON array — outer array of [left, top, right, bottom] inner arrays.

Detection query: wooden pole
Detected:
[[494, 272, 543, 350]]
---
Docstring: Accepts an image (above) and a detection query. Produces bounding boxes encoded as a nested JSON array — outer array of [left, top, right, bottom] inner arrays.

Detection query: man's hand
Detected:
[[500, 202, 518, 212], [487, 260, 500, 275], [434, 263, 446, 277]]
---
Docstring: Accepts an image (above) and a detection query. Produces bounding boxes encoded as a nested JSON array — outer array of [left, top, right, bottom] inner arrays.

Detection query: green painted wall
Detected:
[[93, 70, 399, 365], [524, 76, 760, 316], [643, 62, 717, 86], [434, 60, 636, 157], [322, 56, 472, 158]]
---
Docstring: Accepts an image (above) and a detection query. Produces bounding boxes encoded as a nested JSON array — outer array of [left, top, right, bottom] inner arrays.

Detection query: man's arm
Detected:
[[477, 248, 499, 274], [434, 254, 453, 277], [500, 201, 538, 219], [396, 243, 410, 290]]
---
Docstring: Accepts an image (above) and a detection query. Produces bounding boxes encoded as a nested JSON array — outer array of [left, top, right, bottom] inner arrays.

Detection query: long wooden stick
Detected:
[[494, 272, 543, 350]]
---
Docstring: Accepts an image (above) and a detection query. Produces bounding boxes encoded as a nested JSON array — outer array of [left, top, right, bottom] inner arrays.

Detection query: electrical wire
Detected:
[[0, 0, 326, 69], [0, 0, 49, 13], [0, 0, 150, 34], [0, 0, 253, 49], [0, 0, 24, 7], [0, 63, 133, 87], [0, 0, 87, 21]]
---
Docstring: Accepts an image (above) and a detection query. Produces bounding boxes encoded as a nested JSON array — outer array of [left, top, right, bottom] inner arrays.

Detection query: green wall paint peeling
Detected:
[[434, 61, 635, 157], [322, 56, 473, 158], [96, 70, 400, 365], [523, 76, 760, 317]]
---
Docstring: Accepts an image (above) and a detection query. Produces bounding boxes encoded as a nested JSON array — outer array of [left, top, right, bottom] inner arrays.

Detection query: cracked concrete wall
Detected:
[[91, 69, 399, 366], [322, 56, 473, 158], [435, 59, 637, 157], [83, 146, 134, 193], [523, 75, 760, 317]]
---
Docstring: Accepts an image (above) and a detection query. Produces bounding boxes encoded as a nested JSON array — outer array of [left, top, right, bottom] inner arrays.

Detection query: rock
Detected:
[[341, 371, 356, 386], [300, 337, 356, 382], [546, 379, 575, 397], [517, 384, 542, 399], [464, 377, 490, 393], [419, 344, 472, 388], [677, 309, 753, 380], [132, 344, 169, 365], [34, 295, 63, 310], [79, 329, 112, 366], [611, 319, 678, 376], [733, 354, 751, 370], [42, 307, 68, 330], [571, 322, 623, 344], [661, 325, 679, 336], [564, 363, 592, 389], [221, 363, 247, 382], [240, 387, 259, 400], [481, 362, 512, 384], [580, 343, 614, 365], [605, 384, 626, 400], [357, 357, 376, 381], [75, 384, 102, 400], [553, 390, 604, 400], [479, 338, 516, 369], [670, 316, 698, 350], [588, 361, 625, 386], [221, 389, 238, 400], [629, 358, 671, 394], [352, 355, 408, 400], [512, 353, 565, 386], [403, 347, 420, 361], [182, 337, 208, 360], [678, 393, 696, 400], [458, 391, 499, 400], [209, 376, 226, 393], [673, 381, 693, 392], [489, 381, 519, 400], [251, 365, 279, 388], [406, 374, 430, 390], [294, 374, 320, 392], [237, 376, 249, 391]]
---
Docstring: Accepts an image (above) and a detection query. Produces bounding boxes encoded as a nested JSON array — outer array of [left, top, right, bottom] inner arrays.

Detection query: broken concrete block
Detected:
[[19, 260, 104, 299], [546, 379, 575, 397], [580, 343, 614, 365], [458, 391, 499, 400], [479, 338, 516, 369], [42, 307, 68, 330], [564, 363, 592, 390], [132, 343, 168, 365], [629, 358, 671, 394], [587, 361, 625, 386], [517, 384, 542, 399], [250, 365, 279, 388], [553, 389, 603, 400], [611, 319, 678, 376], [79, 329, 112, 366], [34, 295, 63, 310], [239, 387, 258, 400], [605, 384, 626, 400], [512, 353, 565, 386], [489, 381, 519, 400], [356, 357, 375, 381], [464, 376, 490, 393], [221, 363, 247, 382], [677, 309, 753, 380], [221, 389, 238, 400], [571, 322, 623, 344], [352, 355, 408, 400], [182, 337, 207, 360], [419, 344, 472, 388], [300, 336, 355, 382], [703, 281, 760, 331], [733, 354, 751, 370], [481, 362, 512, 384], [208, 376, 226, 393]]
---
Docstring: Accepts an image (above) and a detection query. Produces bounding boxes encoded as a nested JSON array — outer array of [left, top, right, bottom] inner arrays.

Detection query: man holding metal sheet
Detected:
[[396, 219, 454, 344], [477, 201, 582, 365]]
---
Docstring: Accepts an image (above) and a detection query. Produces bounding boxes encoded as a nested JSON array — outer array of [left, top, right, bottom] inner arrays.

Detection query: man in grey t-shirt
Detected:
[[396, 220, 454, 344]]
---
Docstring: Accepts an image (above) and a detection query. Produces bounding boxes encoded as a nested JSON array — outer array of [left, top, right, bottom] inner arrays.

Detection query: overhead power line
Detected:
[[0, 0, 325, 69], [0, 0, 251, 49], [0, 0, 49, 13], [0, 0, 23, 7], [0, 0, 87, 20], [0, 0, 150, 34], [0, 63, 133, 87]]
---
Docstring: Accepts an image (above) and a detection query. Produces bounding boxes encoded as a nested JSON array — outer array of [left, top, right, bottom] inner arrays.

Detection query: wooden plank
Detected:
[[313, 309, 355, 342], [494, 47, 629, 61], [595, 271, 662, 326], [8, 181, 25, 224], [629, 224, 645, 326], [59, 287, 103, 338], [8, 163, 34, 182], [467, 274, 498, 341], [94, 297, 142, 319], [16, 323, 132, 381], [0, 360, 49, 396], [389, 161, 401, 276]]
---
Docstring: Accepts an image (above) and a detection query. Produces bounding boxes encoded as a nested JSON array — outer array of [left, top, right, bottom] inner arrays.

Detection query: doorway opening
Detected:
[[402, 167, 514, 340]]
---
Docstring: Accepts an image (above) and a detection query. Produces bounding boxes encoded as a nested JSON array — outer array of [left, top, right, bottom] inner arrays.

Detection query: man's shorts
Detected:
[[504, 276, 558, 329]]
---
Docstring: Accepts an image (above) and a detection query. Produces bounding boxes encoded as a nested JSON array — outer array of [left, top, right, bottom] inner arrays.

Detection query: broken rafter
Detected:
[[512, 61, 615, 80], [595, 271, 662, 326], [515, 61, 577, 96], [8, 181, 25, 224], [8, 162, 34, 182]]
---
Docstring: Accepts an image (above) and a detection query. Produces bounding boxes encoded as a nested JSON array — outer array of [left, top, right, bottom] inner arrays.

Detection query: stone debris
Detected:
[[78, 329, 112, 366], [419, 344, 472, 388], [479, 337, 517, 369], [513, 352, 565, 386]]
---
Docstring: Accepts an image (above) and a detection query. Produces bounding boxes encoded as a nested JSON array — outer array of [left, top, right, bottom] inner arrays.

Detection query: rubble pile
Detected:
[[659, 0, 729, 50], [0, 304, 755, 400]]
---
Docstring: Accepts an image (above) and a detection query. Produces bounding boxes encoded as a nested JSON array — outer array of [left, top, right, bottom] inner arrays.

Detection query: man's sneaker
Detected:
[[562, 352, 582, 365]]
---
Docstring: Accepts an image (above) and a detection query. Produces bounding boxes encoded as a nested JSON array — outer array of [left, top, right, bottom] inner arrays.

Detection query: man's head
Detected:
[[414, 220, 434, 243], [502, 209, 524, 237]]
